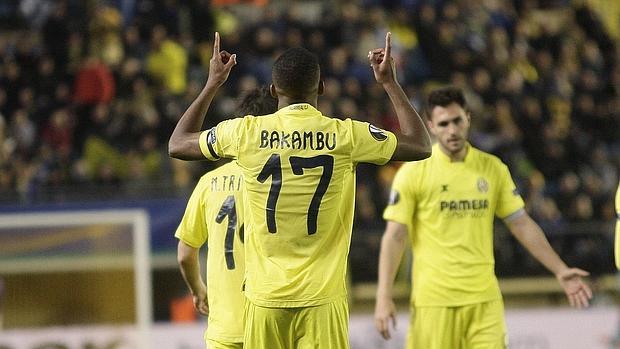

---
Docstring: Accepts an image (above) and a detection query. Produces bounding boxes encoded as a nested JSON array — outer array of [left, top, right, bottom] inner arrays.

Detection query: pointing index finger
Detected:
[[384, 32, 392, 59], [213, 32, 220, 56]]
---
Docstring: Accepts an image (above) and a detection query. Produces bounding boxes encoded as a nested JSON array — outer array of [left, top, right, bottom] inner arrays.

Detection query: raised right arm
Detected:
[[369, 32, 432, 161], [168, 32, 237, 160]]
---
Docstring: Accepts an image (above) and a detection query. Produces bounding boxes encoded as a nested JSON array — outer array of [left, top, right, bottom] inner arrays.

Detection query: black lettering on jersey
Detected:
[[270, 131, 280, 149], [369, 124, 388, 141], [228, 175, 236, 191], [461, 200, 471, 210], [259, 130, 337, 150], [292, 131, 302, 148], [303, 132, 314, 150], [316, 132, 325, 150], [281, 132, 291, 148], [289, 104, 308, 110], [260, 130, 269, 148], [326, 132, 336, 150], [210, 173, 244, 192], [440, 199, 489, 211]]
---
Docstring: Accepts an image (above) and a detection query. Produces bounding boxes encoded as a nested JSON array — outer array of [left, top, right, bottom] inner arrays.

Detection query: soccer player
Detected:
[[615, 182, 620, 269], [175, 86, 277, 349], [169, 32, 432, 348], [374, 86, 593, 349]]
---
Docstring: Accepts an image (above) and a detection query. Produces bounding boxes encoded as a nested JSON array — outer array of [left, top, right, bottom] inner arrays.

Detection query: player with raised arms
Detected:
[[169, 32, 432, 348]]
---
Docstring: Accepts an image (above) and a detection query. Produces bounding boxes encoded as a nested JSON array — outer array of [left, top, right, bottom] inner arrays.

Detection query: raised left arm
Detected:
[[504, 210, 592, 308]]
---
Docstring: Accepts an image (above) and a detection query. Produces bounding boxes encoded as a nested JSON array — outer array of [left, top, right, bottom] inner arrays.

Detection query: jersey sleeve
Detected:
[[199, 118, 244, 161], [494, 163, 525, 219], [175, 177, 209, 248], [383, 164, 415, 227], [349, 120, 397, 165]]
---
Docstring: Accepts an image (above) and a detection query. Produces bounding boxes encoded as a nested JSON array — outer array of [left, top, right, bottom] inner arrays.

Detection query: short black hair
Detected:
[[236, 86, 278, 116], [272, 47, 320, 99], [426, 86, 467, 119]]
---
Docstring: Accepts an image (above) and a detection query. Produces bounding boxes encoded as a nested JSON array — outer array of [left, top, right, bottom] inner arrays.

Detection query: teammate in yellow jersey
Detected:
[[169, 32, 432, 348], [615, 182, 620, 269], [175, 86, 277, 349], [374, 86, 593, 349]]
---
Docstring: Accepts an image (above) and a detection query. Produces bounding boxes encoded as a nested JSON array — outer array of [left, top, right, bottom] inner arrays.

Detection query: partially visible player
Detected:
[[175, 86, 277, 349], [615, 182, 620, 269], [374, 86, 592, 349], [169, 32, 432, 348]]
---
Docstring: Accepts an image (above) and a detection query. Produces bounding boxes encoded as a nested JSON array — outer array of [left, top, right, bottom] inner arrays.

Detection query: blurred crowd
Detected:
[[0, 0, 617, 235]]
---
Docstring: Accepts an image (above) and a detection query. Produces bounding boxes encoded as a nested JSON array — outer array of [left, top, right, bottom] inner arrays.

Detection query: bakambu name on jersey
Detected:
[[259, 130, 336, 150], [440, 199, 489, 211]]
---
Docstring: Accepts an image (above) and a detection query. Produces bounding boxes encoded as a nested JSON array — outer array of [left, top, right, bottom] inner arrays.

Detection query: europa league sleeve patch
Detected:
[[388, 190, 400, 205], [369, 124, 388, 141], [206, 127, 220, 159]]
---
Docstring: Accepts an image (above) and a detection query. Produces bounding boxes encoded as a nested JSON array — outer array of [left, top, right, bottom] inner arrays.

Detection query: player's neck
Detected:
[[278, 96, 318, 109], [439, 143, 468, 162]]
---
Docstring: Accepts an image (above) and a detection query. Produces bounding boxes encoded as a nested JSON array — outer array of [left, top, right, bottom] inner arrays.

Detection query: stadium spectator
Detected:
[[146, 25, 188, 95], [73, 57, 116, 105]]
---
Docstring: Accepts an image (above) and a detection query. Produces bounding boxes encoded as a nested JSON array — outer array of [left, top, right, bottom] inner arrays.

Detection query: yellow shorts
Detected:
[[206, 339, 243, 349], [408, 300, 507, 349], [243, 297, 349, 349]]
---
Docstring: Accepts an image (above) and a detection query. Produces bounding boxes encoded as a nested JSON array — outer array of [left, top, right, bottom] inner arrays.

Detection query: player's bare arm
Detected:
[[177, 240, 210, 315], [374, 220, 408, 340], [168, 32, 237, 160], [504, 210, 593, 309], [369, 32, 431, 161]]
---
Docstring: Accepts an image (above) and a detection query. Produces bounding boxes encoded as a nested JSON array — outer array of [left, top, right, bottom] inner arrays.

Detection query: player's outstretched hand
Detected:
[[369, 32, 397, 85], [556, 267, 592, 309], [207, 32, 237, 88], [192, 284, 210, 316], [374, 297, 397, 340]]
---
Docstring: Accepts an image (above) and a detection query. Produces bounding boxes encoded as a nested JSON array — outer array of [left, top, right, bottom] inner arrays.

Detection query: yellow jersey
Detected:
[[383, 143, 524, 307], [615, 183, 620, 269], [199, 103, 397, 307], [175, 161, 245, 342]]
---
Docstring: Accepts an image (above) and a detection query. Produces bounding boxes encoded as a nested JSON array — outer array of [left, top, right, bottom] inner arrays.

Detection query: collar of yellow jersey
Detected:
[[276, 103, 322, 117], [434, 142, 473, 163]]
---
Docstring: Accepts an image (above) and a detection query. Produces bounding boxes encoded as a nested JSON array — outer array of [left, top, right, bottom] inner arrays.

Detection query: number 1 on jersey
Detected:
[[257, 154, 334, 235], [257, 154, 282, 233], [215, 195, 238, 270]]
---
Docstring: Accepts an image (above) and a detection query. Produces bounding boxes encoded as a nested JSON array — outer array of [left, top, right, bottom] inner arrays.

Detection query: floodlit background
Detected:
[[0, 0, 618, 348]]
